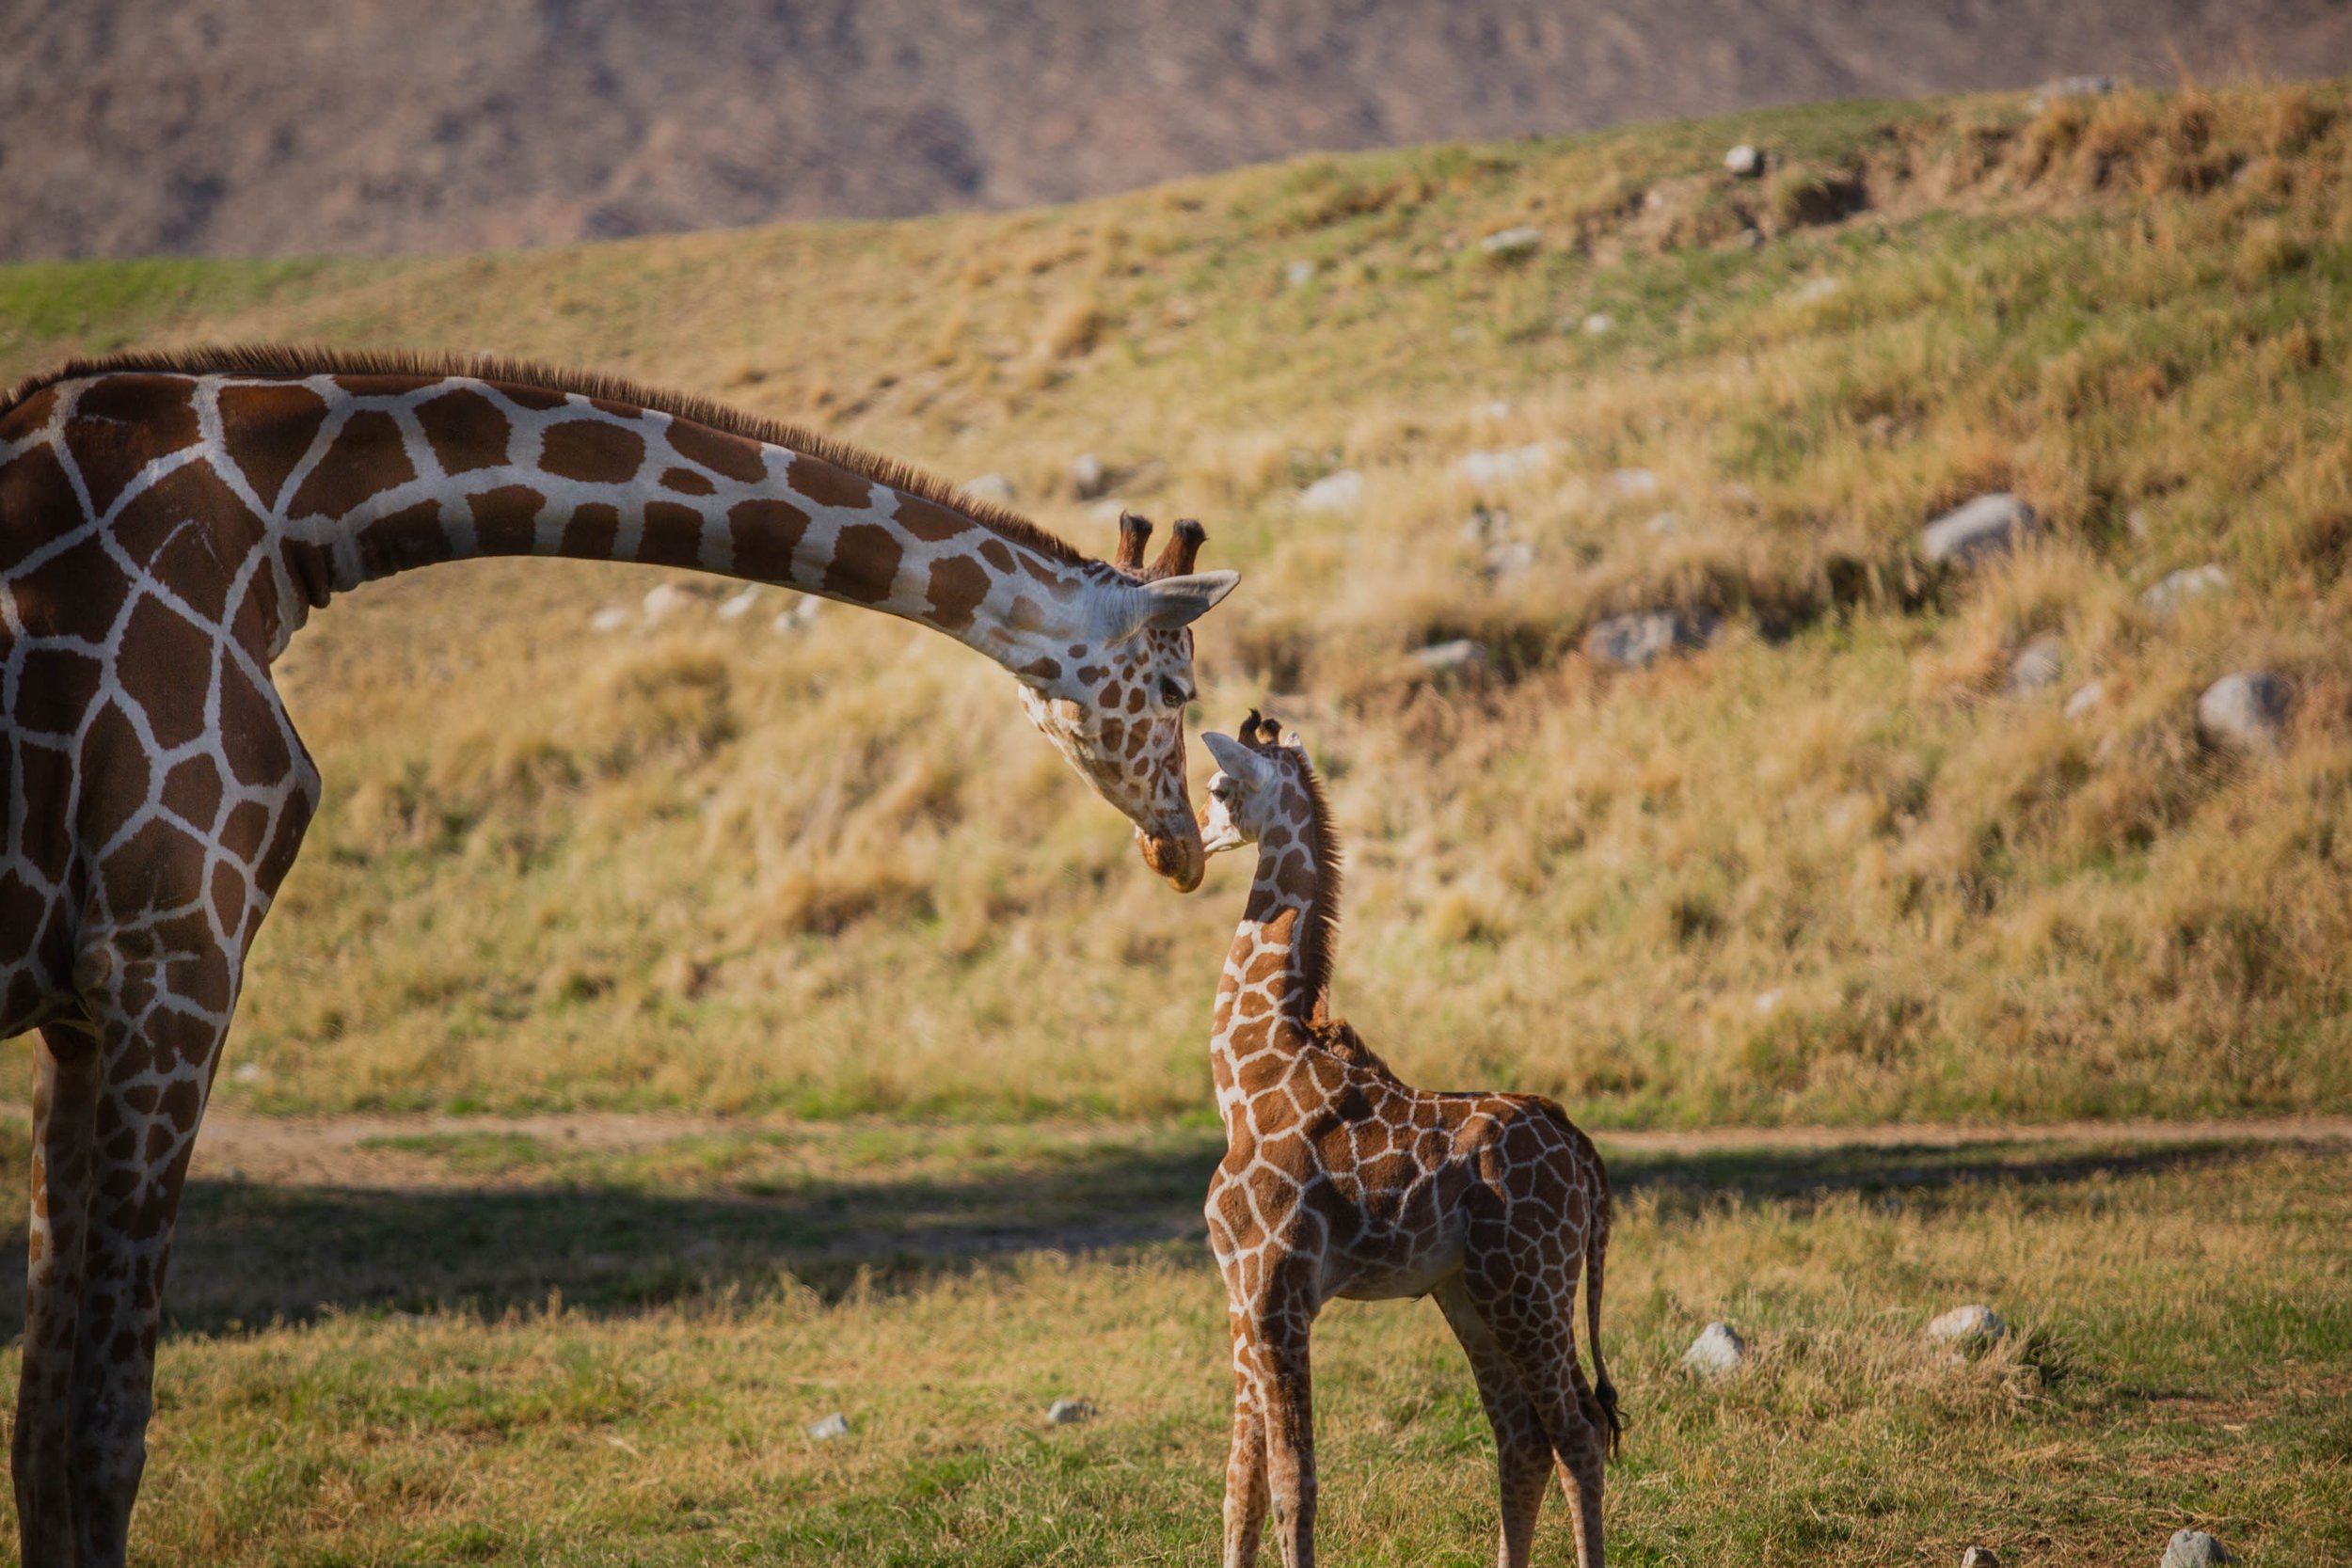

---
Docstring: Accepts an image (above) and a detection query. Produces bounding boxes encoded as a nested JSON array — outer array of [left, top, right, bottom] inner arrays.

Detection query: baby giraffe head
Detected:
[[1199, 709, 1319, 856]]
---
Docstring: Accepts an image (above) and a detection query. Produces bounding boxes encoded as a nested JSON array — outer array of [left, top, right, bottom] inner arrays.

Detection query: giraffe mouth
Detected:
[[1139, 819, 1206, 893]]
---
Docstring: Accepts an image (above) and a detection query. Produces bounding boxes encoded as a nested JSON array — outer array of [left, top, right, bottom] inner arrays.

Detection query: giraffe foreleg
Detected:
[[1221, 1306, 1271, 1568], [64, 987, 225, 1568], [14, 1024, 103, 1568], [1436, 1276, 1552, 1568]]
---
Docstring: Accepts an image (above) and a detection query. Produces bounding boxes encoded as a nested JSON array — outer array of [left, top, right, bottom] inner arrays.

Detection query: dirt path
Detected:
[[1, 1105, 2330, 1191]]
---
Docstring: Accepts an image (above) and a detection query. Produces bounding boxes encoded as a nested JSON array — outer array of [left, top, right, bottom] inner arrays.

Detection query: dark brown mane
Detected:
[[1242, 708, 1345, 1032], [2, 343, 1089, 567]]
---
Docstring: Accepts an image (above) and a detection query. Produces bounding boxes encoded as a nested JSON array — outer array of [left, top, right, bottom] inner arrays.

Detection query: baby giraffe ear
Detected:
[[1202, 731, 1276, 790]]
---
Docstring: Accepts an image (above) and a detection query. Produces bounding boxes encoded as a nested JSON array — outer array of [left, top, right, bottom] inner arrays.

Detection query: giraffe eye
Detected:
[[1159, 677, 1192, 708]]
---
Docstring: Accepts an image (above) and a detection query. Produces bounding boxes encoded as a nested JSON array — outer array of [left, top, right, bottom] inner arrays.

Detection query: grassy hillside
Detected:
[[5, 83, 2350, 1125]]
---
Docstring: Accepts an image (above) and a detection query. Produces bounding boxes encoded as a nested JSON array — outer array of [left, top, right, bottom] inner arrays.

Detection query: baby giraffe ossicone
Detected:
[[1198, 714, 1620, 1568]]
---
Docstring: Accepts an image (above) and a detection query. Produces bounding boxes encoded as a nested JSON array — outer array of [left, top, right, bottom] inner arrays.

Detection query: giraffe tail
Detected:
[[1584, 1160, 1623, 1458]]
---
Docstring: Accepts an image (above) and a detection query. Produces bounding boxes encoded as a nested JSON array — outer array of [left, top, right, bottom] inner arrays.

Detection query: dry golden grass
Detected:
[[2, 81, 2349, 1123]]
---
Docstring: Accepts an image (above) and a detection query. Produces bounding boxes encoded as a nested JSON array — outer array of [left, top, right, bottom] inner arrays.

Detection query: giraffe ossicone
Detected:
[[0, 344, 1239, 1567], [1199, 713, 1621, 1568]]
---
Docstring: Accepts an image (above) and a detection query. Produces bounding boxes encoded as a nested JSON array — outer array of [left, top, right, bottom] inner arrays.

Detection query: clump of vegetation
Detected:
[[5, 80, 2350, 1125]]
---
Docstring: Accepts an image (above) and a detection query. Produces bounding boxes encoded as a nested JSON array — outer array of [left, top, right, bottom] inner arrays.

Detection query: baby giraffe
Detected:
[[1198, 714, 1620, 1568]]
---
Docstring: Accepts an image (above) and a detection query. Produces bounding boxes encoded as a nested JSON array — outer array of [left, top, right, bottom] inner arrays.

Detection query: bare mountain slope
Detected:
[[5, 0, 2351, 260]]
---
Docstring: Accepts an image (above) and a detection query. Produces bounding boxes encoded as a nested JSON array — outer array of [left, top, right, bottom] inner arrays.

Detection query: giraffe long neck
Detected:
[[183, 369, 1113, 666], [1210, 785, 1337, 1134]]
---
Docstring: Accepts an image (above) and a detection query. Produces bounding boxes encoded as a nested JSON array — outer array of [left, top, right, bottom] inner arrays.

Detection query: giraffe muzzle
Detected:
[[1140, 818, 1206, 892]]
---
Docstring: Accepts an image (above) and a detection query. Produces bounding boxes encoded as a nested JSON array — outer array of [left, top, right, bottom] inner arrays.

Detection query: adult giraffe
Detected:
[[0, 344, 1238, 1566]]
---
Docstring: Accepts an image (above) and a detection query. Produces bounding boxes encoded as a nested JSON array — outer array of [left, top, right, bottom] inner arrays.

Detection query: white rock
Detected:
[[1644, 511, 1682, 537], [1791, 275, 1843, 304], [1045, 1397, 1096, 1426], [2008, 635, 2065, 695], [2160, 1528, 2233, 1567], [1926, 1304, 2007, 1351], [1480, 226, 1542, 258], [1922, 493, 2038, 565], [2141, 563, 2228, 613], [716, 585, 765, 621], [806, 1412, 850, 1441], [1586, 610, 1720, 670], [1481, 399, 1514, 420], [1681, 1322, 1746, 1379], [771, 596, 824, 635], [1608, 467, 1661, 499], [2027, 74, 2119, 113], [1754, 990, 1782, 1014], [963, 472, 1016, 506], [230, 1060, 267, 1085], [589, 605, 634, 634], [1581, 311, 1613, 336], [1284, 259, 1318, 289], [2197, 672, 2292, 752], [641, 582, 697, 626], [1485, 541, 1536, 578], [1962, 1549, 2001, 1568], [1724, 143, 1763, 178], [1298, 469, 1365, 513], [1412, 640, 1489, 679], [2064, 680, 2105, 721], [1069, 452, 1109, 499], [1455, 443, 1562, 485]]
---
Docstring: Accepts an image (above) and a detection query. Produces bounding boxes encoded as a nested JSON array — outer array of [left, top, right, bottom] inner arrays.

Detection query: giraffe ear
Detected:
[[1203, 731, 1275, 790], [1104, 570, 1240, 641]]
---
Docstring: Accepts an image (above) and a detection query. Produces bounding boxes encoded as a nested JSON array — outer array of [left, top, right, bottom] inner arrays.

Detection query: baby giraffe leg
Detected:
[[1222, 1307, 1272, 1568], [1238, 1291, 1318, 1568], [1436, 1277, 1553, 1568], [1464, 1241, 1607, 1567]]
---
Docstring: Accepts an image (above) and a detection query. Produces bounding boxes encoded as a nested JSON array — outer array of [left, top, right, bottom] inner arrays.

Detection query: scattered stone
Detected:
[[2161, 1529, 2233, 1567], [2141, 563, 2228, 613], [1585, 610, 1720, 670], [1724, 143, 1763, 178], [1644, 511, 1682, 537], [1283, 259, 1318, 289], [771, 596, 824, 635], [963, 472, 1016, 506], [2197, 671, 2293, 752], [1480, 225, 1542, 258], [589, 604, 634, 634], [1922, 493, 2038, 566], [1484, 540, 1536, 579], [2027, 74, 2120, 112], [2064, 680, 2105, 721], [1681, 1322, 1747, 1379], [640, 582, 699, 626], [1962, 1548, 2001, 1568], [1412, 640, 1489, 680], [806, 1412, 850, 1441], [2008, 635, 2065, 695], [1298, 469, 1365, 513], [1791, 275, 1843, 305], [1045, 1397, 1096, 1426], [1608, 467, 1661, 499], [681, 1238, 722, 1263], [1481, 399, 1514, 420], [1926, 1304, 2007, 1352], [1754, 990, 1783, 1014], [1455, 442, 1562, 485], [230, 1060, 267, 1085], [716, 584, 766, 621], [1069, 452, 1109, 499], [1581, 311, 1613, 336]]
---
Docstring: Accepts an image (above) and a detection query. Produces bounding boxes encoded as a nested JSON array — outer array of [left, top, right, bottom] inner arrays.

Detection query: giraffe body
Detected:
[[0, 346, 1236, 1566], [1199, 717, 1618, 1568]]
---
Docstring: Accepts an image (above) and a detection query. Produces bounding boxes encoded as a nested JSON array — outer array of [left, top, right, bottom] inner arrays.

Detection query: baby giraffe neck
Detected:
[[1210, 780, 1339, 1127]]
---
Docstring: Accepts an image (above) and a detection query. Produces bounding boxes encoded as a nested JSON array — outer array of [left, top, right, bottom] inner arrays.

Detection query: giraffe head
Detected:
[[1199, 709, 1317, 856], [1015, 513, 1237, 892]]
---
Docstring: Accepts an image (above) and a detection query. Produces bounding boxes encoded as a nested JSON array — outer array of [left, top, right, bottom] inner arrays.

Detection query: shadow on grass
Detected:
[[0, 1128, 2311, 1338]]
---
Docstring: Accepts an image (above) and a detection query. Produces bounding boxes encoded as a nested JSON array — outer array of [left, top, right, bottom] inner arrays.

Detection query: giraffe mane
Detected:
[[1242, 707, 1344, 1028], [1, 343, 1090, 568]]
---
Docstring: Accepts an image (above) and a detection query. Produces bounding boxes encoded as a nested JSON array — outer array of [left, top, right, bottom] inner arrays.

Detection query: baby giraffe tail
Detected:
[[1585, 1166, 1622, 1456]]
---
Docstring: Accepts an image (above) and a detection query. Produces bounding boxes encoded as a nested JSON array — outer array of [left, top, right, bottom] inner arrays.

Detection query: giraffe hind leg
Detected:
[[1435, 1276, 1551, 1568], [1462, 1246, 1606, 1567], [14, 1024, 103, 1568]]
